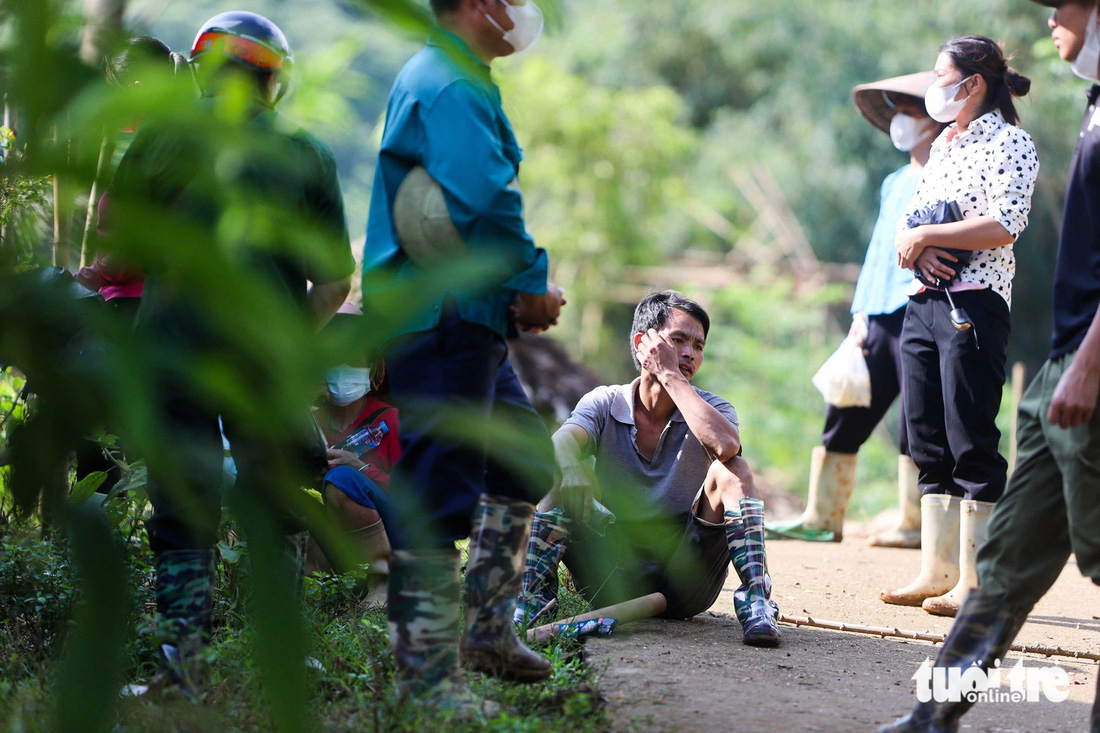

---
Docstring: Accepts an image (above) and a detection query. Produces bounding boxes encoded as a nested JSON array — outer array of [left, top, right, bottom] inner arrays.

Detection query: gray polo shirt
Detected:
[[563, 378, 739, 523]]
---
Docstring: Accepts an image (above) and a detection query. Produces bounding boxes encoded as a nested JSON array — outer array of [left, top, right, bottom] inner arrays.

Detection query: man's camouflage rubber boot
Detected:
[[513, 508, 571, 626], [387, 546, 463, 697], [153, 549, 215, 695], [461, 494, 552, 682], [726, 498, 781, 647], [879, 589, 1030, 733]]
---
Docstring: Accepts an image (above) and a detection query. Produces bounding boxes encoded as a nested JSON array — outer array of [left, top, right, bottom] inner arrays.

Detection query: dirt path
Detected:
[[587, 531, 1099, 733]]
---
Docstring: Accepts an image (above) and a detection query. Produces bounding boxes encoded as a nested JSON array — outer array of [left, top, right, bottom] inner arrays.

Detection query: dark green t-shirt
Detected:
[[111, 97, 354, 342]]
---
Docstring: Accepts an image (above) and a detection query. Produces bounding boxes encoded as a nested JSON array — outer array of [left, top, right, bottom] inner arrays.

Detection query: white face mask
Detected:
[[889, 113, 937, 152], [485, 0, 544, 54], [924, 76, 973, 123], [1072, 6, 1100, 82], [326, 365, 371, 407]]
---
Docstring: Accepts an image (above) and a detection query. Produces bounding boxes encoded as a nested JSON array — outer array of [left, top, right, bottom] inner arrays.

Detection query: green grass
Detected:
[[0, 525, 607, 733]]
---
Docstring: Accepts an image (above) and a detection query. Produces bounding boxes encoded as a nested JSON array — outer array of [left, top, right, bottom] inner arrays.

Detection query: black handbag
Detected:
[[906, 200, 973, 288]]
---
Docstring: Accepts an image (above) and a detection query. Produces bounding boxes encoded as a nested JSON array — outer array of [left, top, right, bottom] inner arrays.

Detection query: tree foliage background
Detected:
[[2, 0, 1081, 560], [0, 0, 1085, 728]]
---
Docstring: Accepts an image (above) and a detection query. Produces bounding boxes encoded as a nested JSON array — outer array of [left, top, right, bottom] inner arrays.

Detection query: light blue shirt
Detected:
[[850, 164, 921, 316], [363, 28, 548, 338]]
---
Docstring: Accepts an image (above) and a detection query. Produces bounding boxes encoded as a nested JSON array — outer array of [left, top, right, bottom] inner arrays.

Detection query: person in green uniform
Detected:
[[110, 11, 354, 694]]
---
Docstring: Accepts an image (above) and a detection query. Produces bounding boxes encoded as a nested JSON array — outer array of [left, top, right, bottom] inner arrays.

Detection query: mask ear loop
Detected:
[[959, 75, 979, 101]]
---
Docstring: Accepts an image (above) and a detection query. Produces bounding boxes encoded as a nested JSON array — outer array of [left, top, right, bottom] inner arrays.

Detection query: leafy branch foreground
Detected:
[[0, 527, 607, 732]]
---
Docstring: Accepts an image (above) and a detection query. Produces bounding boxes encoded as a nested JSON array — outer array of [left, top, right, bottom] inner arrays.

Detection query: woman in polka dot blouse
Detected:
[[880, 35, 1038, 616]]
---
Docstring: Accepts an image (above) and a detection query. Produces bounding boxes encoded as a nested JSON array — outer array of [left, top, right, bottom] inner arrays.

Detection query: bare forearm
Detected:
[[1073, 307, 1100, 376], [660, 374, 741, 461], [1047, 306, 1100, 428], [549, 424, 596, 517], [552, 426, 587, 470], [913, 216, 1014, 252], [307, 277, 351, 331]]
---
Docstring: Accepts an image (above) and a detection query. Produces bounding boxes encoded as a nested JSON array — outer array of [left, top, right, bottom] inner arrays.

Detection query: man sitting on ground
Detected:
[[515, 290, 781, 646]]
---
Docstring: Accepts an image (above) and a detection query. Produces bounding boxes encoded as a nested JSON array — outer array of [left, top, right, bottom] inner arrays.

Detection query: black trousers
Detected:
[[821, 307, 909, 455], [384, 312, 555, 551], [562, 512, 730, 620], [901, 289, 1010, 502]]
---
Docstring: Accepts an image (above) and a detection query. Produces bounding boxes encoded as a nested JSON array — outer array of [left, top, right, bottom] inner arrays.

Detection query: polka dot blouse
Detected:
[[898, 110, 1039, 309]]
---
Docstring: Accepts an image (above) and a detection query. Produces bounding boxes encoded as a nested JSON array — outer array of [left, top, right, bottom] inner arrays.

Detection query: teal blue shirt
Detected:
[[363, 28, 548, 338], [850, 164, 920, 317]]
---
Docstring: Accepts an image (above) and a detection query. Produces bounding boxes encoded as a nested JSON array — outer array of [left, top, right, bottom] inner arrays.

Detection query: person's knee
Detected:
[[707, 456, 757, 501], [324, 482, 381, 529]]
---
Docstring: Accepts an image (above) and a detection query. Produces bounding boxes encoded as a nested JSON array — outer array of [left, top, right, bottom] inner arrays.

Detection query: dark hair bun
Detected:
[[1007, 69, 1031, 97]]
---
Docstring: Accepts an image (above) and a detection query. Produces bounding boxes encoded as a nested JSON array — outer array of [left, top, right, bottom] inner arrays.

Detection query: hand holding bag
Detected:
[[906, 200, 972, 288], [906, 200, 978, 337]]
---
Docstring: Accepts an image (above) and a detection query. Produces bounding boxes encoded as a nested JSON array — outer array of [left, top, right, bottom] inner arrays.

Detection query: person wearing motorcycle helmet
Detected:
[[188, 10, 293, 106], [110, 11, 354, 697]]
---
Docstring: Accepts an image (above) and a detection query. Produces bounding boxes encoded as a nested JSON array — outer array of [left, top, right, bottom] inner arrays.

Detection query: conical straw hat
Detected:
[[852, 71, 936, 135]]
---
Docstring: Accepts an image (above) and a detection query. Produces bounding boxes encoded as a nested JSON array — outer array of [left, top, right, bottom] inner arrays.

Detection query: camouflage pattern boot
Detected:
[[152, 549, 215, 696], [513, 508, 571, 626], [727, 498, 781, 647], [461, 494, 552, 682], [879, 589, 1030, 732], [387, 547, 463, 698]]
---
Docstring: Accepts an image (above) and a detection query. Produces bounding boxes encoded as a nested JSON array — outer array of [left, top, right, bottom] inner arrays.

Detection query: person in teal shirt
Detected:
[[363, 0, 566, 707], [364, 20, 557, 337], [769, 72, 940, 547]]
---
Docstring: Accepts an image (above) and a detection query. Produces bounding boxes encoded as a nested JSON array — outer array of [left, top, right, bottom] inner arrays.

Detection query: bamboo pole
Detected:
[[778, 613, 1100, 662], [53, 171, 69, 269], [79, 136, 112, 267], [526, 592, 668, 643], [1008, 362, 1027, 475]]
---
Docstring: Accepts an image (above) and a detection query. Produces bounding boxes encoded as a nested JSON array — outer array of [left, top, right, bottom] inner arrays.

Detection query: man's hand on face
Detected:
[[637, 329, 684, 382], [559, 460, 598, 525], [512, 283, 566, 334]]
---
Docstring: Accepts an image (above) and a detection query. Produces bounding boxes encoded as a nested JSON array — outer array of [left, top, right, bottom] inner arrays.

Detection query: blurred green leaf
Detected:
[[68, 470, 105, 505]]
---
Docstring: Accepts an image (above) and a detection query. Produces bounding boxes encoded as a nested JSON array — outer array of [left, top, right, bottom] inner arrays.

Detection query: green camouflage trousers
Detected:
[[977, 352, 1100, 607]]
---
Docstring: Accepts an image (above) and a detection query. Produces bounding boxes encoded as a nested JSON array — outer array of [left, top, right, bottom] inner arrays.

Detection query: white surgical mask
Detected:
[[326, 365, 371, 406], [924, 77, 973, 123], [1072, 7, 1100, 82], [889, 114, 937, 152], [485, 0, 544, 54]]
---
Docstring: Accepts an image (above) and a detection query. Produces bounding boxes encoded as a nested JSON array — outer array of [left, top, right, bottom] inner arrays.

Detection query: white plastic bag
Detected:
[[812, 336, 872, 408]]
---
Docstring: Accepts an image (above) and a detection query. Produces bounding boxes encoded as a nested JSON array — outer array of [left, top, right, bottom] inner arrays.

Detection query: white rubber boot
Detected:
[[922, 499, 994, 617], [879, 494, 961, 606], [869, 455, 921, 548], [767, 447, 857, 542]]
